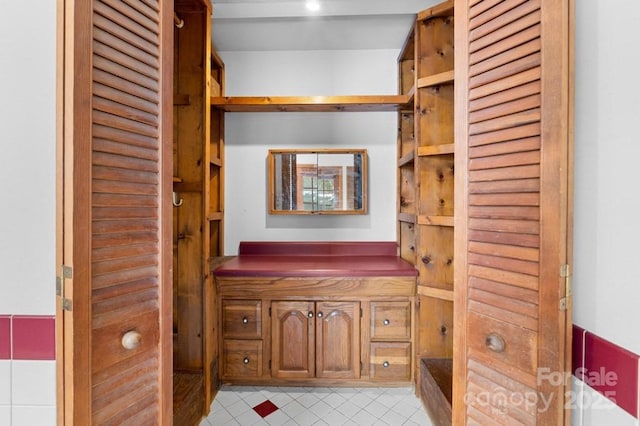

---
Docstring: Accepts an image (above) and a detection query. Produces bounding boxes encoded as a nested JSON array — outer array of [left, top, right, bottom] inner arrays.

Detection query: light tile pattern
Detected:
[[201, 386, 433, 426]]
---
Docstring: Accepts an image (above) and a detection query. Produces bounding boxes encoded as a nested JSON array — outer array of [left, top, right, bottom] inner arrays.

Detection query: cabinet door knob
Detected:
[[242, 317, 249, 324], [383, 319, 390, 325], [485, 333, 506, 353], [308, 311, 314, 318], [243, 357, 250, 364], [382, 361, 390, 368], [121, 330, 142, 350], [317, 311, 323, 318]]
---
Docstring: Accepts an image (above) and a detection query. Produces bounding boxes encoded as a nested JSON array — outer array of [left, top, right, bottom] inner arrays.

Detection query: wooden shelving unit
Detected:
[[172, 0, 225, 423], [210, 95, 411, 112], [396, 0, 454, 419]]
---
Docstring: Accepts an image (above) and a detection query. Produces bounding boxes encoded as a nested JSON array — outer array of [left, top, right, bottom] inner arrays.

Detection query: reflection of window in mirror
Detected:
[[268, 149, 367, 215]]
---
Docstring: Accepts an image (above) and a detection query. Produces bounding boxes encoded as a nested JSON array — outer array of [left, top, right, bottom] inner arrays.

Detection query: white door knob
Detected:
[[122, 330, 142, 350]]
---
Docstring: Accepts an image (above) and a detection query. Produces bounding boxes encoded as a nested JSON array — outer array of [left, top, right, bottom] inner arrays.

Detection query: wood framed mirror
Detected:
[[268, 149, 368, 215]]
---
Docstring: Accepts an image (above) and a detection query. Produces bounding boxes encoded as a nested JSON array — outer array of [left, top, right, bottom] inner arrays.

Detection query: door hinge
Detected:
[[559, 264, 572, 311], [57, 265, 73, 312]]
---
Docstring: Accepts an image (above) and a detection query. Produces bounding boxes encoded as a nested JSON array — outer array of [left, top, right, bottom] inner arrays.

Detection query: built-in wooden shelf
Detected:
[[417, 286, 454, 301], [417, 143, 454, 156], [398, 151, 415, 167], [417, 215, 454, 227], [398, 212, 417, 224], [210, 157, 222, 167], [210, 95, 411, 112], [417, 70, 454, 89], [208, 212, 223, 221]]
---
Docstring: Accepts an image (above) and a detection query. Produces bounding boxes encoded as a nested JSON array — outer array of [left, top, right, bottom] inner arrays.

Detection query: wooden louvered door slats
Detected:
[[59, 0, 172, 423], [455, 0, 572, 424]]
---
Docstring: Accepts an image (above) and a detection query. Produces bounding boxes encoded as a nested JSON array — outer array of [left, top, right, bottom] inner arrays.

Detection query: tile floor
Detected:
[[199, 386, 434, 425]]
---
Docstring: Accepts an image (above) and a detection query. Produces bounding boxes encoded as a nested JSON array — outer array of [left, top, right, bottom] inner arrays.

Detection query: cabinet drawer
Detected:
[[370, 342, 411, 381], [371, 301, 411, 340], [222, 300, 262, 339], [223, 340, 263, 378]]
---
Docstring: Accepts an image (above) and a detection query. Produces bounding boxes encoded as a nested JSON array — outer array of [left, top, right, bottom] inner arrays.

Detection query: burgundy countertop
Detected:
[[214, 242, 418, 278]]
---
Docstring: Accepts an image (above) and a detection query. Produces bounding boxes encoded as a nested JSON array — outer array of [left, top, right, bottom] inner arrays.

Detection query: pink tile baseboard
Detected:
[[0, 316, 10, 360], [573, 324, 639, 419], [11, 316, 55, 361]]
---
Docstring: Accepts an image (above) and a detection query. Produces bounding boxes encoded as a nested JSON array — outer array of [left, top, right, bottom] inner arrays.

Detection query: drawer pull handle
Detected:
[[485, 333, 506, 353], [121, 330, 142, 350], [243, 357, 250, 365], [242, 317, 249, 324], [317, 312, 323, 318], [308, 311, 314, 318], [382, 361, 390, 368], [383, 319, 390, 326]]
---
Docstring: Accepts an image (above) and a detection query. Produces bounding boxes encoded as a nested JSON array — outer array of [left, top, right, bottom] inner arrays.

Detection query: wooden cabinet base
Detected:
[[216, 275, 416, 386]]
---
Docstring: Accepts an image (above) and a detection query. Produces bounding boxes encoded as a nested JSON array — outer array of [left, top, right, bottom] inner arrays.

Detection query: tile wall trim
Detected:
[[0, 315, 55, 361], [572, 324, 640, 419], [0, 316, 10, 360]]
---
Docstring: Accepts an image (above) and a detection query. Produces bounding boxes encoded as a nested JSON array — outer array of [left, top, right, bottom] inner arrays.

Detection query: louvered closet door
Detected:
[[59, 0, 172, 424], [453, 0, 573, 424]]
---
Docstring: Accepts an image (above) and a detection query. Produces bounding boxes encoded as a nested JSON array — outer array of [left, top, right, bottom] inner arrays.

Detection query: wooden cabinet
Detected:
[[271, 301, 361, 380], [216, 275, 415, 386]]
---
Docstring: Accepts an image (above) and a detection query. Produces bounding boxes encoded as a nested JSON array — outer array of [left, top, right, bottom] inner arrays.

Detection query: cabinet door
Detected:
[[271, 301, 315, 378], [316, 301, 361, 379], [454, 0, 573, 424], [58, 0, 173, 423]]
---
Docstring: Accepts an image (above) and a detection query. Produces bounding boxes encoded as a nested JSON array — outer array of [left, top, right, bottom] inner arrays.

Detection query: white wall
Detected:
[[573, 0, 640, 358], [573, 1, 640, 424], [0, 2, 57, 426], [219, 50, 400, 254], [0, 1, 56, 316]]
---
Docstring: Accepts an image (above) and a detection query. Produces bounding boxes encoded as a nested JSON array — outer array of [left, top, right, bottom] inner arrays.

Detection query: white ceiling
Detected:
[[211, 0, 441, 51]]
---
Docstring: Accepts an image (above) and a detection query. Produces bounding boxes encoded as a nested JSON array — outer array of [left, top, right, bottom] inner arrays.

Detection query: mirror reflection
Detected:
[[268, 149, 367, 214]]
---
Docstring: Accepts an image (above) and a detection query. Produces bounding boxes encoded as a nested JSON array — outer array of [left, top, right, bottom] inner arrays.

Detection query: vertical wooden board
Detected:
[[209, 221, 221, 257], [416, 296, 453, 359], [418, 84, 454, 147], [418, 154, 455, 217], [209, 166, 220, 212], [210, 110, 222, 160], [418, 16, 454, 78], [399, 221, 416, 265], [176, 193, 204, 369], [399, 112, 415, 158], [398, 27, 416, 94], [174, 9, 207, 371], [417, 225, 454, 288], [399, 163, 416, 214]]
